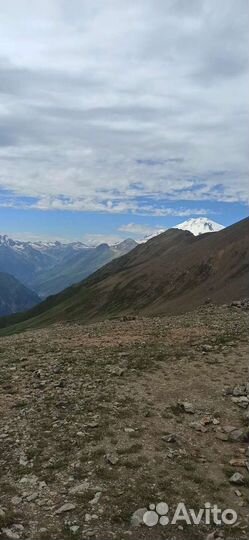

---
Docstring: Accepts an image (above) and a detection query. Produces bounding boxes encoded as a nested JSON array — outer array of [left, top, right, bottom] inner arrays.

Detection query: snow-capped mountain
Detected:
[[142, 218, 224, 242], [142, 229, 166, 242], [0, 235, 89, 252], [175, 218, 224, 236], [0, 234, 138, 299]]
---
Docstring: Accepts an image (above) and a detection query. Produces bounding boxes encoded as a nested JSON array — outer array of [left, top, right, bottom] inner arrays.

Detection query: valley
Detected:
[[0, 236, 137, 300]]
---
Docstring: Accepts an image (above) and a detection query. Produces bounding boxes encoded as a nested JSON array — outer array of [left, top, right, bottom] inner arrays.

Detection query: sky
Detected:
[[0, 0, 248, 243]]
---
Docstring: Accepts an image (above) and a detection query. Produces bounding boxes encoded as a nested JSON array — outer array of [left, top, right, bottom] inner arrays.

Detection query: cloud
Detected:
[[119, 223, 164, 237], [81, 233, 123, 246], [0, 0, 248, 213]]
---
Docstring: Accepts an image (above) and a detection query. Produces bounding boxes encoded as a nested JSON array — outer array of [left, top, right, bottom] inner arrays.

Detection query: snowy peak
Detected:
[[140, 218, 224, 242], [175, 218, 224, 236], [0, 235, 90, 252], [142, 229, 166, 242], [111, 238, 138, 252]]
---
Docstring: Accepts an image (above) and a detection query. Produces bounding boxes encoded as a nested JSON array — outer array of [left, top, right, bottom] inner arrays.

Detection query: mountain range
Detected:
[[1, 217, 248, 333], [0, 218, 224, 300], [0, 235, 137, 298]]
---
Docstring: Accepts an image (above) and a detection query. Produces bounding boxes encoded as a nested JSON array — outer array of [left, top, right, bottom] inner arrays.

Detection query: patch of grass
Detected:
[[117, 443, 143, 455], [95, 465, 119, 480]]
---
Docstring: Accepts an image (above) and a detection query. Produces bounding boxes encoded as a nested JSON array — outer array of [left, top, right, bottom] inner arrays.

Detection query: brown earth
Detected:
[[0, 304, 249, 539]]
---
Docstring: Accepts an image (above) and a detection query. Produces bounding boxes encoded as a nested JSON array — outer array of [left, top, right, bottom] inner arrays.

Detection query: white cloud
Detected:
[[0, 0, 248, 212], [119, 223, 164, 237]]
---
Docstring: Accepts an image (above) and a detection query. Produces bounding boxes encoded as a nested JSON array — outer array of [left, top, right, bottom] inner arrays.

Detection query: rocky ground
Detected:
[[0, 304, 249, 540]]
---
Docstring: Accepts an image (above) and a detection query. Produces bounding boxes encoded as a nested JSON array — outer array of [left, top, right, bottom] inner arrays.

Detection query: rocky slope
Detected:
[[1, 217, 248, 333], [0, 273, 40, 316], [0, 304, 249, 539]]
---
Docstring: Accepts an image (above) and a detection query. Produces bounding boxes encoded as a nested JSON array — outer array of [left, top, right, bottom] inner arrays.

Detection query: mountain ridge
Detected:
[[0, 234, 137, 298], [0, 217, 248, 333]]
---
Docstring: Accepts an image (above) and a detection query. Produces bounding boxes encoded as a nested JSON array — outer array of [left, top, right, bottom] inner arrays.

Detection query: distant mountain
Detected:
[[0, 235, 88, 285], [0, 272, 40, 316], [1, 217, 248, 333], [31, 238, 138, 298], [175, 217, 224, 235], [0, 234, 137, 298], [143, 217, 224, 241]]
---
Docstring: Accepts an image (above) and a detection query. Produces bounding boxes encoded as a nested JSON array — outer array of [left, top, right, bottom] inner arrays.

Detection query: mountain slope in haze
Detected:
[[0, 235, 89, 286], [0, 235, 137, 298], [0, 217, 248, 333], [30, 238, 138, 298], [0, 272, 40, 316]]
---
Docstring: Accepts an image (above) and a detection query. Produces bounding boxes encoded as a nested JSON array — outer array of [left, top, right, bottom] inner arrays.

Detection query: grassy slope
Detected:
[[0, 218, 248, 334]]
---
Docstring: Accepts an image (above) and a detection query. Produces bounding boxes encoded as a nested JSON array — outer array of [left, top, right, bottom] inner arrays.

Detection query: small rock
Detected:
[[231, 396, 249, 408], [161, 434, 177, 443], [55, 502, 76, 514], [38, 481, 47, 490], [229, 458, 247, 467], [201, 416, 213, 425], [223, 425, 237, 434], [201, 344, 213, 352], [105, 452, 119, 465], [109, 367, 126, 376], [26, 492, 39, 502], [85, 421, 99, 429], [89, 491, 102, 505], [233, 384, 247, 397], [206, 533, 224, 540], [243, 410, 249, 423], [215, 432, 229, 441], [124, 428, 135, 433], [69, 481, 90, 495], [180, 401, 195, 414], [0, 433, 8, 440], [11, 496, 22, 506], [229, 428, 249, 442], [70, 525, 80, 534], [1, 529, 20, 540], [234, 489, 242, 497], [190, 422, 208, 433], [130, 508, 147, 527], [19, 454, 29, 467], [229, 472, 244, 485]]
